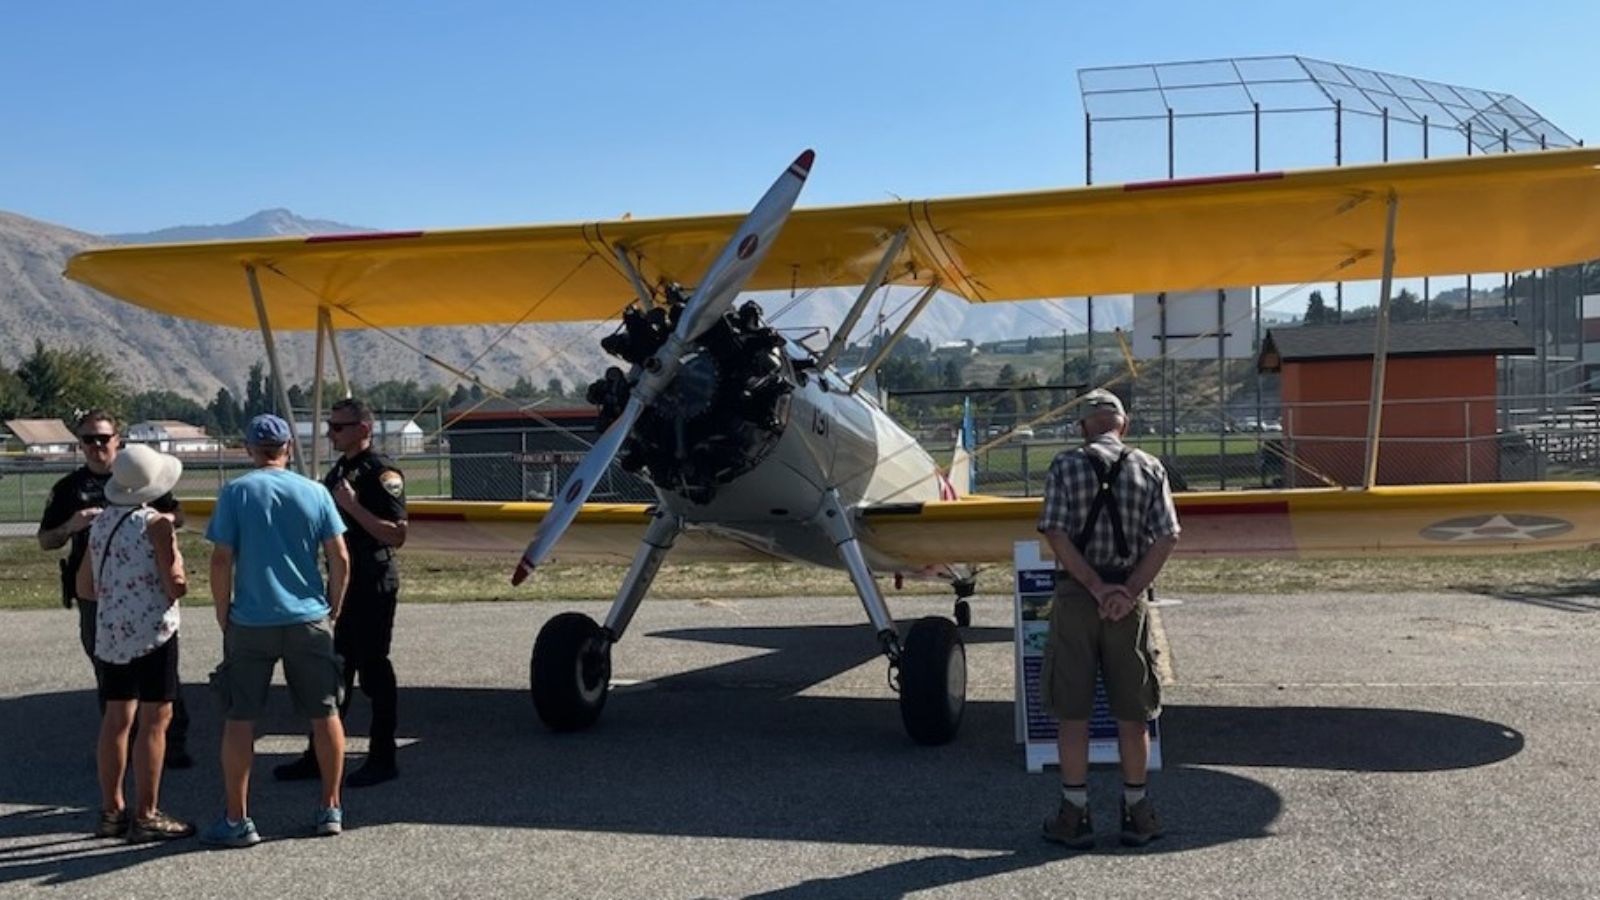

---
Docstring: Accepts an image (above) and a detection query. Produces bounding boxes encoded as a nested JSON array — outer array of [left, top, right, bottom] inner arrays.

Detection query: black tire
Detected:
[[897, 616, 966, 745], [530, 612, 611, 732], [953, 599, 973, 629]]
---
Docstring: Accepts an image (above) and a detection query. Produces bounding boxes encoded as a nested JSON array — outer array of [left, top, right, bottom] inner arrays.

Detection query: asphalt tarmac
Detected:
[[1, 586, 1597, 898]]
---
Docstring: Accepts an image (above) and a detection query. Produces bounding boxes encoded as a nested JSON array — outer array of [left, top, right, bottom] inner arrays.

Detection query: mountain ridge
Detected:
[[0, 208, 603, 402]]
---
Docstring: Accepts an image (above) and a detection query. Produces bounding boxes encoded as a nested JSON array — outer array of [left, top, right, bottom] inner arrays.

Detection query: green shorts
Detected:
[[1040, 579, 1161, 722], [212, 619, 344, 721]]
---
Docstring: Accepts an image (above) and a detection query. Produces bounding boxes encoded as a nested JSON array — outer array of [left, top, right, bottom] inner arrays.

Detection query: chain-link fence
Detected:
[[918, 392, 1599, 495], [4, 394, 1597, 523]]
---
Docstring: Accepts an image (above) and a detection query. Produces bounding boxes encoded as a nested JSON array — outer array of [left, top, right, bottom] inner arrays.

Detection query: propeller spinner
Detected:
[[511, 149, 816, 585]]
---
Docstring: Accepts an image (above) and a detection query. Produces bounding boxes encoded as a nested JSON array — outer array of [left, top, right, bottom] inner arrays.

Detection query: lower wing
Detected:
[[178, 481, 1600, 567], [858, 482, 1600, 567]]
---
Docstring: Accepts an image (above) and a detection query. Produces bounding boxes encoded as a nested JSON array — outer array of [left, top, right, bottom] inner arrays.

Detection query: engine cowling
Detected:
[[587, 296, 794, 504]]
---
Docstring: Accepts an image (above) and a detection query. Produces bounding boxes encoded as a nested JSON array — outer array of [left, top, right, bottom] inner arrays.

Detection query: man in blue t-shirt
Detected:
[[200, 414, 350, 847]]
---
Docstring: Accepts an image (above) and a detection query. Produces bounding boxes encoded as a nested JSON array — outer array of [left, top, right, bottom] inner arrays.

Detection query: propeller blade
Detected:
[[673, 149, 814, 345], [511, 395, 646, 585], [511, 150, 815, 585]]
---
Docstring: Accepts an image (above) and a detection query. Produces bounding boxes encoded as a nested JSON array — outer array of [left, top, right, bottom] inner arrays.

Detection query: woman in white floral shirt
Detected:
[[77, 443, 195, 843]]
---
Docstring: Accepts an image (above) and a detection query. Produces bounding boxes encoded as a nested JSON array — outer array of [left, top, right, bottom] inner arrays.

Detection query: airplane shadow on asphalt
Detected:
[[1465, 585, 1600, 613], [0, 622, 1523, 889]]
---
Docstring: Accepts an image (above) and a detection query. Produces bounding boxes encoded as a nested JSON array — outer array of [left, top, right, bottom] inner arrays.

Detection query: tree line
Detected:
[[1301, 263, 1600, 326], [0, 340, 571, 437]]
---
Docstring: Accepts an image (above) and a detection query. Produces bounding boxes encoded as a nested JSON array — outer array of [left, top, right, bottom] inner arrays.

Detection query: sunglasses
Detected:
[[79, 434, 115, 447], [326, 421, 361, 432]]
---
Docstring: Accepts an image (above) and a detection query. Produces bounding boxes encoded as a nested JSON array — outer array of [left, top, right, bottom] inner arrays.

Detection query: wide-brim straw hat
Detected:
[[105, 443, 183, 506]]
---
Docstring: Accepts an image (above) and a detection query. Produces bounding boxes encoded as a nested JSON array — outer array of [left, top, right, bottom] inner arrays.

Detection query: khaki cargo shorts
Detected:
[[211, 619, 344, 721], [1040, 579, 1161, 722]]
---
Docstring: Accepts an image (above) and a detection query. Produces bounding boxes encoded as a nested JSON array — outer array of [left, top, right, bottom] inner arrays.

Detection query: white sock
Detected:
[[1060, 784, 1088, 807], [1124, 783, 1147, 806]]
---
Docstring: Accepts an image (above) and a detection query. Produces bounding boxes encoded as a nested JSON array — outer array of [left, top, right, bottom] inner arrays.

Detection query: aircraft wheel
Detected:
[[531, 612, 611, 732], [953, 599, 972, 629], [897, 616, 966, 745]]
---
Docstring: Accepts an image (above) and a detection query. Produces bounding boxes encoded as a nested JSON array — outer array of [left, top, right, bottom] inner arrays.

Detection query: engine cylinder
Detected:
[[589, 299, 794, 504]]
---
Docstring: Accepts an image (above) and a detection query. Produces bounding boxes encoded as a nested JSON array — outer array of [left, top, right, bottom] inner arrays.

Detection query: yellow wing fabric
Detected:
[[859, 482, 1600, 568], [66, 148, 1600, 329], [177, 498, 770, 564], [182, 482, 1600, 568]]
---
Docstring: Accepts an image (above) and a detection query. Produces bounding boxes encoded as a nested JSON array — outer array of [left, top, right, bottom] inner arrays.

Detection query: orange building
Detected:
[[1258, 321, 1532, 486]]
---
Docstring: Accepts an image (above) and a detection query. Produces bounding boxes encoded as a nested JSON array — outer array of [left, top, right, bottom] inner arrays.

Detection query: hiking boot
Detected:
[[1120, 797, 1163, 847], [128, 810, 196, 843], [346, 757, 398, 788], [94, 809, 128, 839], [1042, 798, 1095, 849], [199, 816, 260, 849], [272, 750, 320, 782], [314, 806, 343, 836]]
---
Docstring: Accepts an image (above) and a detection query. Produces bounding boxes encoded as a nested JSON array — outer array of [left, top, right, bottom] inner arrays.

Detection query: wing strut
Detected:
[[321, 307, 351, 400], [1361, 191, 1400, 490], [816, 228, 909, 372], [244, 264, 308, 475], [612, 243, 656, 310], [308, 307, 354, 475], [312, 309, 326, 474], [849, 279, 942, 394]]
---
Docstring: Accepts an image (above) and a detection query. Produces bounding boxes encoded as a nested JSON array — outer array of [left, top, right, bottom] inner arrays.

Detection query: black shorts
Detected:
[[99, 636, 181, 703]]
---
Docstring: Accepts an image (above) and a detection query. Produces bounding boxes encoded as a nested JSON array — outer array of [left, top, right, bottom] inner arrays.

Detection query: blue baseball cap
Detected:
[[245, 413, 291, 446]]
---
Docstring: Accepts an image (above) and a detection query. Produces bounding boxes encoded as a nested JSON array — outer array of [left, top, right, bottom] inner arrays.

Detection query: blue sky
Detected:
[[3, 1, 1596, 235]]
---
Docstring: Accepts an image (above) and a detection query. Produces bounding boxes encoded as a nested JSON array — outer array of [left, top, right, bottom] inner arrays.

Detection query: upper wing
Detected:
[[66, 148, 1600, 330], [858, 482, 1600, 567]]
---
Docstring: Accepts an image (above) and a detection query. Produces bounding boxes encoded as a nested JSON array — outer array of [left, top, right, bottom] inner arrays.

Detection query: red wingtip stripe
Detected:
[[305, 230, 425, 244], [1122, 171, 1284, 193]]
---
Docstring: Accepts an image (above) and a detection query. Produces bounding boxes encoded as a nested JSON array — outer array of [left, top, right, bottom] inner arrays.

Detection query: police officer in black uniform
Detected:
[[275, 398, 408, 787], [37, 409, 192, 768]]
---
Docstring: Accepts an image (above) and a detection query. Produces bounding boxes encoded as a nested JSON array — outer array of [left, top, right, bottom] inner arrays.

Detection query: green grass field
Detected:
[[4, 533, 1594, 612]]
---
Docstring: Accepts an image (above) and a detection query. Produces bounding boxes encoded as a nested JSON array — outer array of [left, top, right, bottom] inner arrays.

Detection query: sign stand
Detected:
[[1013, 540, 1162, 773]]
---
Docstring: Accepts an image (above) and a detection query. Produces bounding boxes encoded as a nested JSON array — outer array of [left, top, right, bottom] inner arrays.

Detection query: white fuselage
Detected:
[[658, 351, 944, 570]]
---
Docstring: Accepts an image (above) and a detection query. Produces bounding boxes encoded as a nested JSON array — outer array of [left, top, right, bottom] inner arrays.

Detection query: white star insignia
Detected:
[[1424, 514, 1571, 542]]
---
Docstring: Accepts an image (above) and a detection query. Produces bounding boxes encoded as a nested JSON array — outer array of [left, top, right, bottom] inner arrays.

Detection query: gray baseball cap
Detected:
[[1077, 389, 1126, 420]]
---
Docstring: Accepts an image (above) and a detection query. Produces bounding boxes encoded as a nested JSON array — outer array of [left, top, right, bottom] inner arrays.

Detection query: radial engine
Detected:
[[586, 289, 795, 504]]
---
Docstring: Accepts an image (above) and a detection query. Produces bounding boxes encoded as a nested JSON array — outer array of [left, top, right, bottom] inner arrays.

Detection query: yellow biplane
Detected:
[[66, 147, 1600, 743]]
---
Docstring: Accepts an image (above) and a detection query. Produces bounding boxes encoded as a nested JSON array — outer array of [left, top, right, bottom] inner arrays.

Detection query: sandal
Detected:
[[128, 809, 196, 843]]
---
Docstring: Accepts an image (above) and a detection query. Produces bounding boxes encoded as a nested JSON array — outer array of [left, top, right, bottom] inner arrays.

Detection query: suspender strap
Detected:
[[1072, 448, 1131, 559]]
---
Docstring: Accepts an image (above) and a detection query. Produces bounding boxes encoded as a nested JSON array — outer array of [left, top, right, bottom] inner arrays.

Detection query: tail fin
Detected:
[[945, 397, 976, 499]]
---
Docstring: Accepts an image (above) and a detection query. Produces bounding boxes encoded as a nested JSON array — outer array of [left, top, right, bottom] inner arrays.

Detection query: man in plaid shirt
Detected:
[[1036, 388, 1180, 850]]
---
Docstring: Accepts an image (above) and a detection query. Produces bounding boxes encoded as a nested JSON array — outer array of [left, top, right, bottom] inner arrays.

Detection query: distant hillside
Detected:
[[0, 209, 604, 402], [109, 208, 369, 244]]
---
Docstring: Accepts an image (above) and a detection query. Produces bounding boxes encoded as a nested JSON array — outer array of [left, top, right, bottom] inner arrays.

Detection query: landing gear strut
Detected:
[[951, 575, 976, 629], [529, 512, 681, 732], [817, 490, 967, 745]]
